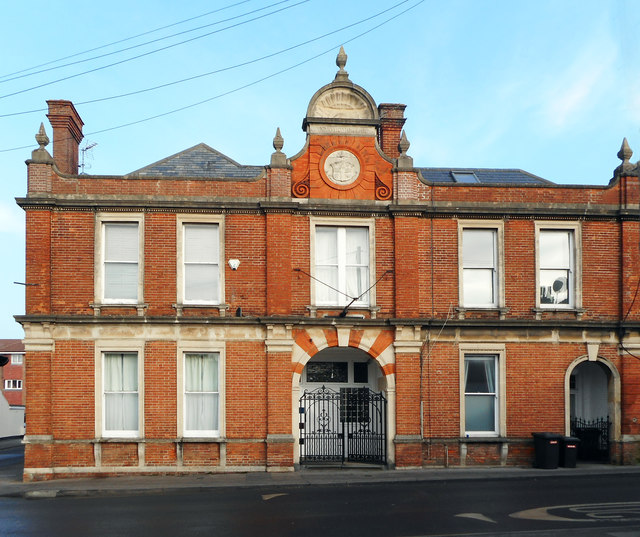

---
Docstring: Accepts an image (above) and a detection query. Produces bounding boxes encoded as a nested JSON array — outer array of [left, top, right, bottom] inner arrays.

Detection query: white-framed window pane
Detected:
[[103, 222, 139, 302], [465, 357, 495, 393], [183, 224, 219, 303], [540, 269, 570, 305], [4, 379, 22, 389], [315, 225, 370, 306], [540, 230, 571, 268], [345, 227, 368, 265], [465, 395, 496, 432], [316, 266, 338, 304], [464, 355, 497, 433], [104, 353, 138, 433], [346, 266, 369, 301], [104, 263, 138, 300], [11, 355, 23, 365], [105, 223, 138, 262], [185, 265, 219, 303], [463, 269, 494, 306], [185, 393, 219, 431], [463, 229, 495, 267], [105, 393, 138, 431], [184, 224, 218, 263], [316, 227, 338, 265], [185, 353, 219, 433]]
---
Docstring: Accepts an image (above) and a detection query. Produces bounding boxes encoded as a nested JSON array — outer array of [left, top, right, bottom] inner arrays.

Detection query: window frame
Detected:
[[310, 217, 376, 309], [458, 221, 504, 309], [459, 344, 506, 438], [95, 342, 144, 439], [177, 342, 225, 439], [4, 379, 22, 390], [95, 213, 144, 306], [176, 215, 225, 306], [535, 222, 581, 310], [10, 354, 23, 365]]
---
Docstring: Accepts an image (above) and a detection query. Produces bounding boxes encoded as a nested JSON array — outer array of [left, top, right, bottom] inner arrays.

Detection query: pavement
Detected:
[[2, 436, 640, 499]]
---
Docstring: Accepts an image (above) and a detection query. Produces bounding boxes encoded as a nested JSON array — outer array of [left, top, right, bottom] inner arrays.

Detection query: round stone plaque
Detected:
[[323, 150, 360, 186]]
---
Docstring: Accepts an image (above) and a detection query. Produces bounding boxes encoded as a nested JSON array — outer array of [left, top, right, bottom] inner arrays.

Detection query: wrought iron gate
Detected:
[[299, 386, 387, 465], [571, 417, 611, 461]]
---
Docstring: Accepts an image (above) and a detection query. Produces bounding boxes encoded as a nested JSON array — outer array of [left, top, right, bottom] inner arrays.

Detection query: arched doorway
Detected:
[[567, 358, 619, 462], [298, 347, 387, 465]]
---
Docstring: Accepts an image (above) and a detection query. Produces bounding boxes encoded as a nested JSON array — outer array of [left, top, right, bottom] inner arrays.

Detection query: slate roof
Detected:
[[127, 143, 264, 179], [417, 168, 553, 185]]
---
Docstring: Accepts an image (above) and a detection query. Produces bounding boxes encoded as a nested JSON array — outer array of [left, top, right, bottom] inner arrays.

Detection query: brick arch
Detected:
[[291, 327, 395, 388]]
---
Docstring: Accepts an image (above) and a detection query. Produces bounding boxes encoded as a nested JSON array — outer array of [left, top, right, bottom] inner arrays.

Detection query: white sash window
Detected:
[[315, 226, 369, 307], [103, 222, 139, 303], [183, 224, 220, 304]]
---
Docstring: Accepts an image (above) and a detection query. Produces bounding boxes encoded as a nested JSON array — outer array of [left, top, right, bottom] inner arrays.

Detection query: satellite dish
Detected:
[[552, 277, 567, 293], [0, 355, 9, 367]]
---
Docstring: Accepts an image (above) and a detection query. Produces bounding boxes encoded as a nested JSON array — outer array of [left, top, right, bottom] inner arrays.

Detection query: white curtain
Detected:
[[316, 227, 339, 304], [345, 227, 368, 302], [104, 353, 138, 432], [315, 226, 368, 305], [185, 353, 219, 433]]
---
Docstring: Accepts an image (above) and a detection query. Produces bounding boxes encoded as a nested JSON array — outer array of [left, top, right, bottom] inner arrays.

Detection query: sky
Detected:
[[0, 0, 639, 339]]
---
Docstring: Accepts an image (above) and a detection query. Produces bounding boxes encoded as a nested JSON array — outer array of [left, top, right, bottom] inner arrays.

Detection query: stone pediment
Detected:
[[303, 48, 379, 135], [308, 87, 374, 120]]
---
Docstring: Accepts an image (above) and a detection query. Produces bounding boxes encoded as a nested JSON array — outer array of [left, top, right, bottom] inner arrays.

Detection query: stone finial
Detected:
[[396, 130, 413, 170], [273, 127, 284, 152], [30, 123, 54, 164], [399, 130, 410, 155], [614, 137, 637, 179], [270, 127, 287, 167], [335, 46, 349, 81], [618, 138, 633, 163], [36, 123, 49, 148]]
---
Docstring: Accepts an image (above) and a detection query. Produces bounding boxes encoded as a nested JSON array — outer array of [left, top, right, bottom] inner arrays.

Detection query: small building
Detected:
[[17, 50, 640, 480], [0, 339, 25, 438]]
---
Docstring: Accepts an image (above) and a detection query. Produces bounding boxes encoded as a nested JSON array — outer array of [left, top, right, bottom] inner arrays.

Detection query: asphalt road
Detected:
[[2, 473, 640, 537]]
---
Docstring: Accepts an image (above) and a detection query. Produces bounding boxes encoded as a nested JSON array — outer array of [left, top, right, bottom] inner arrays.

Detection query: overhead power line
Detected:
[[0, 0, 425, 154], [0, 0, 253, 81], [0, 0, 309, 100], [0, 0, 292, 85], [0, 0, 413, 119]]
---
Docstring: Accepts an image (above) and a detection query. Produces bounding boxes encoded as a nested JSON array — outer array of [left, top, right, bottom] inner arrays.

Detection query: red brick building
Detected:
[[0, 339, 25, 408], [0, 339, 25, 438], [17, 50, 640, 480]]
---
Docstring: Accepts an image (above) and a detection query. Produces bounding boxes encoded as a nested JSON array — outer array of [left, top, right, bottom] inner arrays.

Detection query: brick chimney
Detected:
[[378, 103, 406, 159], [46, 100, 84, 175]]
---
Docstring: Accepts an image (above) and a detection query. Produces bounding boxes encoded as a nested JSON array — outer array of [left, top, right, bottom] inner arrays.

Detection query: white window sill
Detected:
[[532, 307, 585, 320], [456, 307, 509, 320], [173, 303, 230, 316], [99, 435, 141, 442], [307, 305, 380, 319], [90, 303, 148, 317], [180, 436, 225, 443], [462, 434, 500, 440]]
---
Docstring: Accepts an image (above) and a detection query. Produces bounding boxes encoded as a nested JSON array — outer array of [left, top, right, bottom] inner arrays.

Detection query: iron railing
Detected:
[[570, 416, 611, 461], [299, 386, 386, 465]]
